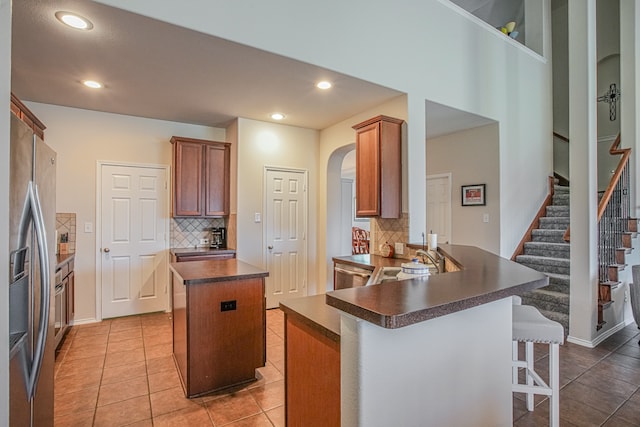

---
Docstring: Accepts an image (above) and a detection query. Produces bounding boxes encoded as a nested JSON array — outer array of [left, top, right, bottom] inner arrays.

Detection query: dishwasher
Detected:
[[333, 262, 373, 289]]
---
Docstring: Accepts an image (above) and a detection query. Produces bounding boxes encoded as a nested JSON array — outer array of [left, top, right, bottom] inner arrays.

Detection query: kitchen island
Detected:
[[281, 244, 548, 426], [170, 259, 268, 397]]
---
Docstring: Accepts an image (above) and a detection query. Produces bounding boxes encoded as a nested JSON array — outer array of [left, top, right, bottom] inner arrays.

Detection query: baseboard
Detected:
[[70, 317, 100, 326], [567, 320, 629, 348]]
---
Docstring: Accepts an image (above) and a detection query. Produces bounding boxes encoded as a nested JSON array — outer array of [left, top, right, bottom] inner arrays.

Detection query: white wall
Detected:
[[427, 124, 501, 254], [1, 0, 11, 421], [24, 102, 224, 322], [235, 117, 319, 295], [97, 0, 554, 264]]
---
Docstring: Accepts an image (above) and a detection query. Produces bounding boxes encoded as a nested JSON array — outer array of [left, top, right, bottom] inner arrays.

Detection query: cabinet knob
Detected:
[[268, 245, 273, 250], [103, 248, 110, 253]]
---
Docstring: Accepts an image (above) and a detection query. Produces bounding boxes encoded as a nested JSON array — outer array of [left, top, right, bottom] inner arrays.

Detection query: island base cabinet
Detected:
[[172, 272, 266, 397], [285, 315, 340, 426]]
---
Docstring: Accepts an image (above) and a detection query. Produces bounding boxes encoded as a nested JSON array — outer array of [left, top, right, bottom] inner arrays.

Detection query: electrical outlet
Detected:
[[199, 238, 209, 246], [394, 242, 404, 255], [483, 213, 489, 223], [625, 290, 629, 302], [221, 300, 237, 312]]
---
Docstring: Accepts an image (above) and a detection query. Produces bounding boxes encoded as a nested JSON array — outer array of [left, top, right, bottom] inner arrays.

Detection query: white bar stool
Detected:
[[512, 303, 564, 427]]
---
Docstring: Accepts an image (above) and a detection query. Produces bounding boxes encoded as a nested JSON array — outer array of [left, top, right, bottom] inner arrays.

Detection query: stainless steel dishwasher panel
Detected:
[[333, 262, 373, 289]]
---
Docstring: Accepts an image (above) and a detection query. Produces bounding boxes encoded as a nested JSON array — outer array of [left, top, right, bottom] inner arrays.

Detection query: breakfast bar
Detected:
[[281, 244, 548, 426]]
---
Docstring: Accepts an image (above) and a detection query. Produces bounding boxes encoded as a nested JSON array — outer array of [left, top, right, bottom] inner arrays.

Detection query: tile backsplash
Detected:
[[370, 213, 411, 259], [171, 217, 226, 248], [56, 213, 76, 253]]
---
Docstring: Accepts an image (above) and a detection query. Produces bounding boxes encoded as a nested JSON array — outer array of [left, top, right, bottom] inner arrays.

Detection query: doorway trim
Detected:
[[426, 172, 452, 245], [95, 160, 170, 321], [263, 165, 309, 306]]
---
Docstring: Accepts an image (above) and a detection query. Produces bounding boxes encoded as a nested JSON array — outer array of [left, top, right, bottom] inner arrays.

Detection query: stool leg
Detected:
[[526, 341, 534, 411], [549, 343, 560, 427]]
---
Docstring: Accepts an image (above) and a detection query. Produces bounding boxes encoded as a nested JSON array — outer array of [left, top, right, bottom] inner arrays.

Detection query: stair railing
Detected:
[[597, 133, 630, 281]]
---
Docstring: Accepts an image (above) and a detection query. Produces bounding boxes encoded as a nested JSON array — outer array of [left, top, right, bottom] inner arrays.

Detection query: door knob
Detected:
[[103, 248, 110, 253], [268, 246, 273, 250]]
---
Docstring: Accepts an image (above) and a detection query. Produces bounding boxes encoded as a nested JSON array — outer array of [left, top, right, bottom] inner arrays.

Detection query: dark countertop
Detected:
[[170, 258, 268, 285], [56, 253, 75, 269], [170, 247, 236, 256], [326, 244, 548, 329], [279, 295, 341, 342]]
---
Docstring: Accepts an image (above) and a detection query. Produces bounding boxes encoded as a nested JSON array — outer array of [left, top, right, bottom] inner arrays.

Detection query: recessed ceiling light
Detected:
[[316, 81, 332, 90], [83, 80, 102, 89], [271, 113, 285, 120], [55, 11, 94, 30]]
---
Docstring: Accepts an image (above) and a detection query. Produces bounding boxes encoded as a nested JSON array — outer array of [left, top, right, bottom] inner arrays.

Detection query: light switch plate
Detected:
[[255, 212, 261, 223], [483, 213, 489, 223], [84, 222, 93, 233], [394, 242, 404, 255]]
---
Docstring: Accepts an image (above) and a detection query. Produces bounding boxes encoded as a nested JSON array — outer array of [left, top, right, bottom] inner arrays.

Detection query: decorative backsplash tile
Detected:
[[370, 213, 411, 259], [170, 217, 226, 248], [56, 213, 76, 253]]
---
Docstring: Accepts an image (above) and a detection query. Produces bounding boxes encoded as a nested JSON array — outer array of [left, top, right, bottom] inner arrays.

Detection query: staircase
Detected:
[[516, 185, 570, 334]]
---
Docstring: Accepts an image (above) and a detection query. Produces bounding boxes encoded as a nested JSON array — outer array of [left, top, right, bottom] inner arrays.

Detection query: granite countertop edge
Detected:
[[56, 253, 75, 269], [279, 295, 341, 343], [326, 244, 549, 329], [170, 259, 268, 285], [170, 247, 236, 256]]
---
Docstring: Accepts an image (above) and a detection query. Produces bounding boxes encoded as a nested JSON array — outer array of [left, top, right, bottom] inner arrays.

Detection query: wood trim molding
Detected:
[[511, 176, 556, 261]]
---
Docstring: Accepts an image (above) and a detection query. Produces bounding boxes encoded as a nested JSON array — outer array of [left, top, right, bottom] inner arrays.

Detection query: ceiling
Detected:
[[11, 0, 494, 136]]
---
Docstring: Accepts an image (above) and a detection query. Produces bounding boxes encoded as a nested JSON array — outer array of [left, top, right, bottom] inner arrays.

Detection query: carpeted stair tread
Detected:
[[521, 289, 569, 314], [517, 255, 569, 275], [523, 241, 570, 259], [545, 206, 570, 217], [552, 193, 570, 206], [538, 217, 570, 229], [531, 229, 567, 244], [515, 182, 571, 336], [546, 272, 570, 287]]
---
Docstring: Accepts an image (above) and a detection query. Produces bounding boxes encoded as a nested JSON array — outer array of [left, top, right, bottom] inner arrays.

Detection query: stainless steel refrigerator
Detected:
[[9, 113, 56, 426]]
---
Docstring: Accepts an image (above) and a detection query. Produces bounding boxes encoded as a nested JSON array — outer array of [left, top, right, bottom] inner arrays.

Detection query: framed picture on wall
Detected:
[[461, 184, 486, 206]]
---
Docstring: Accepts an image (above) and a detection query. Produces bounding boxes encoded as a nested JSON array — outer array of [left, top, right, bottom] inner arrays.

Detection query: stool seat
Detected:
[[512, 304, 564, 427], [513, 305, 564, 344]]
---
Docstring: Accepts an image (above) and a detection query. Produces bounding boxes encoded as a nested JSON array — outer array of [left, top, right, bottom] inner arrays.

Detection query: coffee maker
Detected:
[[210, 227, 227, 249]]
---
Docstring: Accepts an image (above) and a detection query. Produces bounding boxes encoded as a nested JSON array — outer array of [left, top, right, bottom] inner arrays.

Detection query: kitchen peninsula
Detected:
[[169, 259, 268, 397], [281, 244, 548, 426]]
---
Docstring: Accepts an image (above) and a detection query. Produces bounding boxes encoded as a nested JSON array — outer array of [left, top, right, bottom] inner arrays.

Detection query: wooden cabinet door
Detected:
[[174, 140, 204, 216], [353, 115, 403, 219], [355, 122, 381, 217], [204, 143, 230, 216]]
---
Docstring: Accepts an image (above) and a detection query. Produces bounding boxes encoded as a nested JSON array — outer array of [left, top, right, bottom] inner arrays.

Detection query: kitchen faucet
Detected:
[[415, 249, 443, 274]]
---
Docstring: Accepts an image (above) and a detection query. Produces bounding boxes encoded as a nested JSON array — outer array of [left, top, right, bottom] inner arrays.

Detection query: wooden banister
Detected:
[[562, 132, 627, 242], [597, 133, 629, 221], [553, 132, 570, 143]]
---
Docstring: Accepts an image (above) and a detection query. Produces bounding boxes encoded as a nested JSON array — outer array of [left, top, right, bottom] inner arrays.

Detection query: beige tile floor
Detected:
[[54, 309, 285, 427], [54, 307, 640, 426]]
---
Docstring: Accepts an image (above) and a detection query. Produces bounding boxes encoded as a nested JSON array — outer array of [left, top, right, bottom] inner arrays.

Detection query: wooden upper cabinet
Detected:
[[171, 136, 230, 217], [353, 115, 403, 218], [11, 93, 46, 139]]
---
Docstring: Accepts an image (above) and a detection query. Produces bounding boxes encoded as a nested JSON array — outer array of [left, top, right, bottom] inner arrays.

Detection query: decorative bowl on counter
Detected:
[[397, 259, 431, 280]]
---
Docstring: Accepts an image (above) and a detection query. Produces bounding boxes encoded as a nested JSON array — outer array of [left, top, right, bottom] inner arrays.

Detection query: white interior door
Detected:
[[265, 168, 307, 308], [100, 164, 168, 319], [426, 174, 452, 245]]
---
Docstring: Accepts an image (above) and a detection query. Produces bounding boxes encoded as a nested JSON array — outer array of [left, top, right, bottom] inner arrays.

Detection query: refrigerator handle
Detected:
[[26, 182, 51, 401]]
